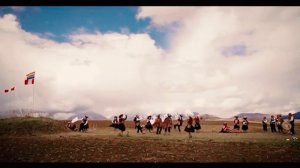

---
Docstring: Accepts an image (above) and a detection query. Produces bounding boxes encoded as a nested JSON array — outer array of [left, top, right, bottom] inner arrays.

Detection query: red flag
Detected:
[[11, 87, 15, 91], [4, 89, 9, 93], [24, 79, 34, 85]]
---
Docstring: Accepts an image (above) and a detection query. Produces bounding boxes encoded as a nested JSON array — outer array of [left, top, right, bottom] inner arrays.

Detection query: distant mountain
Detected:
[[0, 109, 107, 120], [235, 112, 300, 121], [234, 113, 272, 121], [282, 112, 300, 119], [200, 114, 220, 119]]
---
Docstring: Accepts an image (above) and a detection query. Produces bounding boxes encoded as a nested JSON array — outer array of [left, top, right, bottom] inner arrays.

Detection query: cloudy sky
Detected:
[[0, 7, 300, 119]]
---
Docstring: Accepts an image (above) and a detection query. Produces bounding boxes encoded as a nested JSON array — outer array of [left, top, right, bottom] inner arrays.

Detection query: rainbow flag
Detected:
[[25, 71, 35, 85], [26, 72, 35, 79]]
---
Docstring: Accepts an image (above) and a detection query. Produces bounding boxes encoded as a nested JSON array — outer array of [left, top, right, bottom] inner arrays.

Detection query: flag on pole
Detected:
[[25, 71, 35, 85], [26, 72, 35, 79]]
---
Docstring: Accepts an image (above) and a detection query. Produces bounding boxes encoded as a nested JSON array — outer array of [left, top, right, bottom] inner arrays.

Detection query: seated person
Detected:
[[219, 122, 231, 133], [66, 122, 77, 131]]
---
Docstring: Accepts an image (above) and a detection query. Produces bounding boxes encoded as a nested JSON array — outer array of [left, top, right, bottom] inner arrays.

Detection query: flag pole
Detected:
[[32, 80, 34, 114], [14, 88, 23, 117]]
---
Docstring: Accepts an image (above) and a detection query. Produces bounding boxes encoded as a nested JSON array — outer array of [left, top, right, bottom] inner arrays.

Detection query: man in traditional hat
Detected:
[[262, 116, 268, 132], [174, 114, 183, 132], [270, 115, 277, 133], [153, 114, 162, 135], [233, 116, 240, 130], [288, 113, 295, 135], [162, 114, 172, 135]]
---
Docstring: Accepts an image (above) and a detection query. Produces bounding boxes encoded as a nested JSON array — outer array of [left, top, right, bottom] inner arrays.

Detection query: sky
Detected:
[[0, 6, 300, 119]]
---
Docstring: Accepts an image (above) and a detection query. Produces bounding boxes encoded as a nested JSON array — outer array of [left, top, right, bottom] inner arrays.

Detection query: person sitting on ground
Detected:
[[262, 116, 268, 132], [219, 122, 231, 133], [66, 121, 77, 131], [79, 115, 89, 132]]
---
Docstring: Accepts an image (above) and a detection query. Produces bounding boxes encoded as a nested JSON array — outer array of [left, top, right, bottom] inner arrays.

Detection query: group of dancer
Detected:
[[66, 115, 89, 132], [66, 112, 296, 137], [219, 116, 249, 133], [108, 113, 202, 137], [262, 113, 295, 135]]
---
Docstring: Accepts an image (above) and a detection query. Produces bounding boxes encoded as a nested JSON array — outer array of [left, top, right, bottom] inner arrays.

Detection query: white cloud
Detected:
[[1, 7, 300, 119]]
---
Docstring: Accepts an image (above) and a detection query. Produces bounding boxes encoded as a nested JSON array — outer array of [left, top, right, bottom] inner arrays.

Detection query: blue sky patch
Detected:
[[0, 6, 168, 48]]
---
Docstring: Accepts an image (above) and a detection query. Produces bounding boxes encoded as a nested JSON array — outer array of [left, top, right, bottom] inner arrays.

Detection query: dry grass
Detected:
[[0, 117, 299, 162]]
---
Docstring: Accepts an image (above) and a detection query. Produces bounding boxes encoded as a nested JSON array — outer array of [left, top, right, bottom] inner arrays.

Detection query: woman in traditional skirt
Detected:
[[110, 116, 118, 130], [194, 115, 202, 132], [241, 116, 249, 133], [233, 116, 240, 130], [117, 114, 127, 134], [184, 116, 195, 138], [145, 115, 153, 132]]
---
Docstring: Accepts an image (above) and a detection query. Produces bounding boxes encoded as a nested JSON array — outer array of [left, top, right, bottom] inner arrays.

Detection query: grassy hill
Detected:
[[0, 117, 67, 136]]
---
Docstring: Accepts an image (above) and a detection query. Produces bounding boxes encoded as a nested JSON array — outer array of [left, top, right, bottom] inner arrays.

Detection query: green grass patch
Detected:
[[0, 117, 67, 136]]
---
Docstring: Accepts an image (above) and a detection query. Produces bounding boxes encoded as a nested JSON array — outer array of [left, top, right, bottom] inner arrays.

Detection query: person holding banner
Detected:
[[79, 116, 89, 132]]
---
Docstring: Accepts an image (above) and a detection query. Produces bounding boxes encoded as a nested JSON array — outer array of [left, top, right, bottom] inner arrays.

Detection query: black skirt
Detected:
[[194, 123, 201, 130], [234, 125, 240, 129], [145, 123, 153, 130], [110, 123, 118, 129], [242, 125, 248, 130], [118, 123, 126, 131], [184, 125, 195, 133]]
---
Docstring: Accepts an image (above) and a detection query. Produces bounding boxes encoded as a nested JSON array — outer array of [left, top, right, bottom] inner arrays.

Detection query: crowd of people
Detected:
[[66, 112, 296, 138], [219, 116, 249, 133], [261, 113, 295, 135]]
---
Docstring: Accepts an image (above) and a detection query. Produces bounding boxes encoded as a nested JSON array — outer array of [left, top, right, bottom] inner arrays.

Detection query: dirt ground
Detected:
[[0, 120, 299, 162]]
